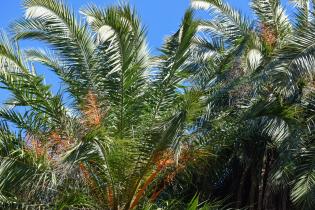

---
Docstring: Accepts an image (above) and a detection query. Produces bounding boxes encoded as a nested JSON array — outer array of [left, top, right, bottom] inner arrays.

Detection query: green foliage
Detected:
[[0, 0, 204, 209], [0, 0, 314, 209]]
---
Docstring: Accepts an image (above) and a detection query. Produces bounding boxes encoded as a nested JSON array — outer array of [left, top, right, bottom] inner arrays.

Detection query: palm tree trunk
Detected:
[[257, 149, 268, 210], [237, 166, 249, 208], [263, 150, 275, 210], [263, 179, 273, 210], [281, 188, 288, 210], [249, 166, 257, 210]]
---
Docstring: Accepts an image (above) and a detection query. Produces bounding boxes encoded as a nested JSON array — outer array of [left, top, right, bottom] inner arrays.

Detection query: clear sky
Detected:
[[2, 0, 193, 51], [0, 0, 292, 51], [0, 0, 294, 52], [0, 0, 293, 99]]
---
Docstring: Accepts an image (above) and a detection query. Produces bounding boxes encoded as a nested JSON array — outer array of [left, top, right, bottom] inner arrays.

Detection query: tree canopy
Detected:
[[0, 0, 314, 209]]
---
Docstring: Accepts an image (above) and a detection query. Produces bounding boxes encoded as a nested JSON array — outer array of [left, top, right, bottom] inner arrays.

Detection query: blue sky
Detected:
[[0, 0, 292, 51], [0, 0, 294, 52], [0, 0, 293, 99], [1, 0, 191, 51]]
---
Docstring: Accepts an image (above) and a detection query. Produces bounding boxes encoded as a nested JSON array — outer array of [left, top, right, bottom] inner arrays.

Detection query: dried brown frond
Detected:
[[129, 151, 174, 209], [24, 134, 46, 157], [79, 162, 106, 207], [79, 162, 91, 182], [31, 139, 46, 157], [150, 185, 165, 202], [261, 23, 277, 47], [150, 146, 205, 201], [82, 90, 104, 127], [107, 186, 114, 209], [129, 170, 159, 210], [47, 131, 74, 161], [131, 146, 206, 207]]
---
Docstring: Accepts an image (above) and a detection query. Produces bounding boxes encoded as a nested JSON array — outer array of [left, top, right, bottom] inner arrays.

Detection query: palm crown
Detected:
[[186, 0, 315, 209], [0, 0, 203, 209], [0, 0, 315, 210]]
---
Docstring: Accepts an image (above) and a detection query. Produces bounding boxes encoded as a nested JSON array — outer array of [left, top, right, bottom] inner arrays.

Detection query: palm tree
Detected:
[[1, 0, 315, 209], [0, 0, 205, 209], [180, 0, 315, 209]]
